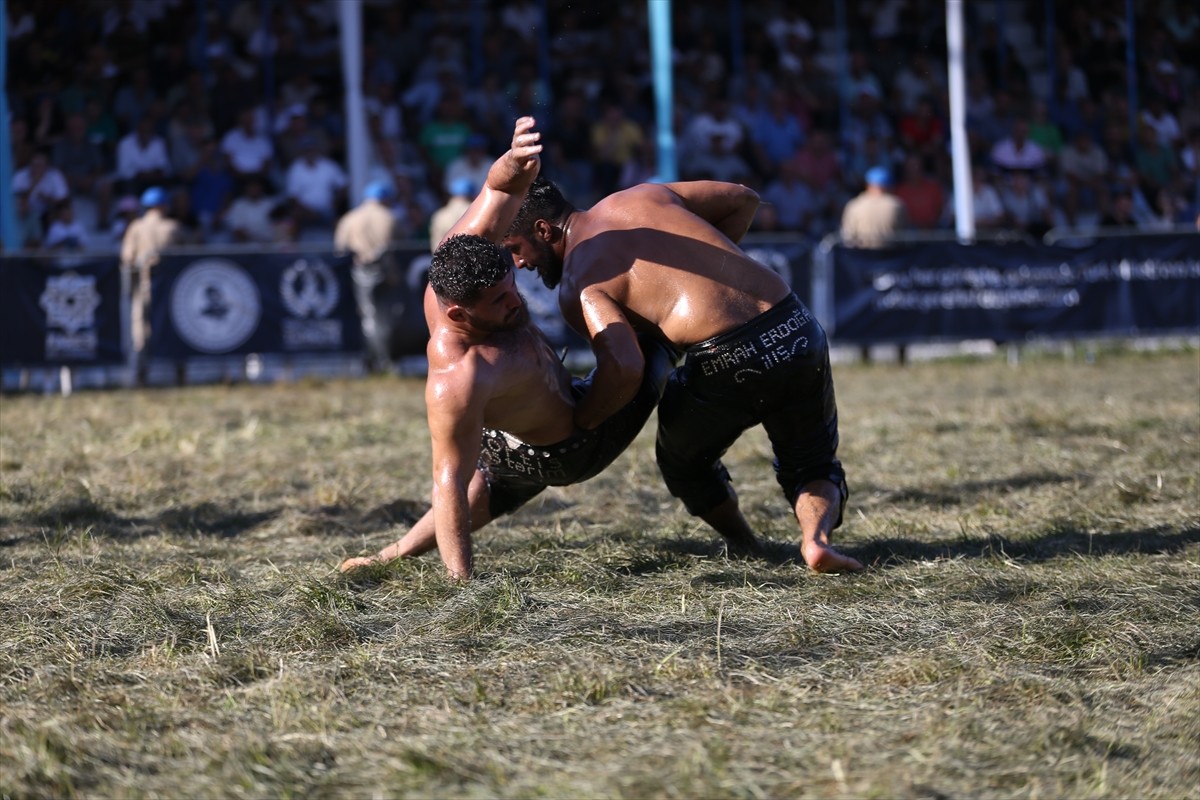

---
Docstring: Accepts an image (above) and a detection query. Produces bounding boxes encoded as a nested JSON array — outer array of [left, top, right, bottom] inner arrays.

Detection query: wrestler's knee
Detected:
[[656, 450, 735, 516]]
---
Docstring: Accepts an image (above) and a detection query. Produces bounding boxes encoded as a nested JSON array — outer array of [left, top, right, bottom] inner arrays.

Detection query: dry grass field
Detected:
[[1, 346, 1198, 799]]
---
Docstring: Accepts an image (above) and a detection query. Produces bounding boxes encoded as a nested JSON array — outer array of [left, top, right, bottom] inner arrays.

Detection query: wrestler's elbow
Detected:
[[736, 183, 761, 204]]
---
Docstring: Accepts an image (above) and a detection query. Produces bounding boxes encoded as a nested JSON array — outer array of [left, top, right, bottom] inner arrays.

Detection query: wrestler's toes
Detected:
[[802, 543, 865, 574]]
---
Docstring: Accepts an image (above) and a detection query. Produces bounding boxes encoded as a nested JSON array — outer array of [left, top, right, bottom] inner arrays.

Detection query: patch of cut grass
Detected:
[[1, 352, 1197, 798]]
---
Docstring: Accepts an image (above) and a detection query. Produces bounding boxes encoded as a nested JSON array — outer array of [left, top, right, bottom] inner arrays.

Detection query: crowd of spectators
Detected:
[[6, 0, 1199, 255]]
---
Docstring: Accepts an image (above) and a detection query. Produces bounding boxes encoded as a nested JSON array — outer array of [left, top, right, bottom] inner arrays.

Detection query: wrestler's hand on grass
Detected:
[[339, 555, 381, 573]]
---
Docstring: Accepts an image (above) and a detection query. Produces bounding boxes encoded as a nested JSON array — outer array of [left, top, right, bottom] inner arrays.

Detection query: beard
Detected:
[[530, 241, 564, 290], [465, 298, 529, 333]]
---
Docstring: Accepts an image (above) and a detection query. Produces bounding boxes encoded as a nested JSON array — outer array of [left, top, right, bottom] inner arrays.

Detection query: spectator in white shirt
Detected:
[[1140, 94, 1182, 147], [442, 134, 490, 198], [116, 115, 171, 194], [12, 150, 70, 217], [284, 135, 347, 229], [999, 171, 1052, 236], [991, 119, 1048, 174], [221, 107, 274, 186], [43, 202, 90, 250], [223, 176, 277, 243], [500, 0, 543, 43], [944, 165, 1007, 230], [681, 94, 752, 183]]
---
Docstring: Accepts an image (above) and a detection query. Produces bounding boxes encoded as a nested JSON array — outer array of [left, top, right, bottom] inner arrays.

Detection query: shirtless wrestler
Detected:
[[502, 176, 864, 573], [339, 117, 670, 579]]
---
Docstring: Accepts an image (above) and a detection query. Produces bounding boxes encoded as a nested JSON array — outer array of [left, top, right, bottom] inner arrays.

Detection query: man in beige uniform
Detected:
[[121, 186, 180, 385], [840, 165, 905, 248], [428, 177, 475, 253], [335, 181, 398, 372]]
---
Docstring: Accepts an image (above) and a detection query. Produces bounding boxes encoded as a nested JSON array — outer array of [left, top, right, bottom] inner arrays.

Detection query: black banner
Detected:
[[832, 234, 1200, 343], [148, 252, 364, 358], [0, 255, 125, 366]]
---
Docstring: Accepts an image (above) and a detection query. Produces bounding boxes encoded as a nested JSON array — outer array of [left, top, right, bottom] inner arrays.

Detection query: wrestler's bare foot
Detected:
[[801, 541, 865, 574]]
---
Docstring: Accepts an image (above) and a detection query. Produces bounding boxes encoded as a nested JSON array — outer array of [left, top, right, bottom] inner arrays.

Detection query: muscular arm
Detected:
[[438, 116, 543, 247], [571, 286, 644, 431], [661, 180, 761, 243], [425, 362, 488, 579]]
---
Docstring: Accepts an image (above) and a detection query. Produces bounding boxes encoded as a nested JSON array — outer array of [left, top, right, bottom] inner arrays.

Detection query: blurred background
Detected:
[[2, 0, 1198, 390], [6, 0, 1198, 249]]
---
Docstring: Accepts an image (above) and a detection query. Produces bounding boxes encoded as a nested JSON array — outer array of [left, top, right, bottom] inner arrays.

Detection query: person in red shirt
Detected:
[[898, 96, 945, 159], [892, 153, 946, 229]]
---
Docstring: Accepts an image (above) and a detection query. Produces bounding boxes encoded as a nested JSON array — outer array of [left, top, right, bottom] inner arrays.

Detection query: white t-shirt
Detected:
[[286, 157, 347, 215], [991, 138, 1047, 172], [44, 219, 89, 249], [1141, 110, 1182, 146], [221, 127, 274, 174], [12, 166, 70, 211], [442, 156, 490, 196], [116, 133, 171, 180], [685, 113, 745, 155], [224, 196, 277, 242]]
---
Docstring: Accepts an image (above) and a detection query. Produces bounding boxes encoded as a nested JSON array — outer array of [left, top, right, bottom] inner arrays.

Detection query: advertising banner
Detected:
[[831, 235, 1200, 342], [0, 255, 125, 366], [148, 252, 364, 358]]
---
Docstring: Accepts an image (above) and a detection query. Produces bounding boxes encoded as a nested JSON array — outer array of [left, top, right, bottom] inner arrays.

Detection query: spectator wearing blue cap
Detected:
[[335, 180, 399, 373], [121, 185, 181, 385], [840, 164, 906, 248]]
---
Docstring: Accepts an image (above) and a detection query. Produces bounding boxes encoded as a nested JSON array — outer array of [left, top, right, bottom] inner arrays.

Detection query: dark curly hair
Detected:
[[429, 234, 512, 305], [507, 175, 575, 239]]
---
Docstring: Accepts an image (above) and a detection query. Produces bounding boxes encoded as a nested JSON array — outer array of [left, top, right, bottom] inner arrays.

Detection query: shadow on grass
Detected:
[[155, 503, 280, 537], [857, 471, 1084, 508], [1, 495, 433, 548], [611, 524, 1200, 580], [854, 525, 1200, 568], [0, 500, 281, 545]]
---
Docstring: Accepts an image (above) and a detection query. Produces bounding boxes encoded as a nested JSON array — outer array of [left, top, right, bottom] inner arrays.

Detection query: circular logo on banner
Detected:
[[170, 258, 261, 353], [280, 258, 339, 318]]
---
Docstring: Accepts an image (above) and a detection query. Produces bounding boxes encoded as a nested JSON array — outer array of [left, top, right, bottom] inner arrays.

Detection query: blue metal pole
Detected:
[[471, 0, 486, 86], [1045, 0, 1056, 112], [0, 0, 17, 251], [260, 0, 274, 136], [996, 0, 1007, 90], [834, 0, 849, 147], [648, 0, 677, 182], [537, 0, 552, 109], [1125, 0, 1138, 142], [196, 0, 209, 80], [729, 0, 743, 82]]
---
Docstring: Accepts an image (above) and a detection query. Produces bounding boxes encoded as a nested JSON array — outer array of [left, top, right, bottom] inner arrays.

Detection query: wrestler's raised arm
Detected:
[[437, 116, 543, 248], [660, 180, 761, 244]]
